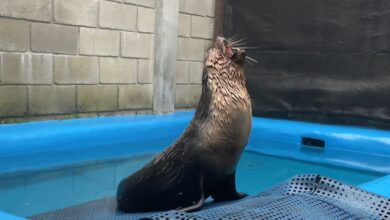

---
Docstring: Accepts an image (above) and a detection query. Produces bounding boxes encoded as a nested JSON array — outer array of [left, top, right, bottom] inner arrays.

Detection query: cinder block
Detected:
[[178, 13, 191, 37], [121, 32, 154, 58], [1, 53, 52, 84], [99, 1, 137, 31], [138, 7, 155, 33], [0, 0, 51, 22], [31, 23, 78, 54], [175, 85, 201, 107], [138, 59, 154, 83], [29, 86, 76, 115], [0, 86, 27, 117], [119, 85, 153, 109], [177, 37, 205, 61], [191, 16, 214, 39], [0, 19, 29, 52], [100, 58, 137, 84], [54, 56, 98, 84], [189, 62, 203, 84], [54, 0, 98, 27], [204, 39, 213, 51], [136, 109, 152, 115], [77, 85, 117, 112], [80, 28, 120, 56], [124, 0, 156, 8], [207, 0, 215, 17], [176, 60, 189, 84], [179, 0, 207, 16]]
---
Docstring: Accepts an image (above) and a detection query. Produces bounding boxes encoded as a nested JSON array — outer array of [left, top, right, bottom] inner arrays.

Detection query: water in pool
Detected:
[[0, 151, 384, 217]]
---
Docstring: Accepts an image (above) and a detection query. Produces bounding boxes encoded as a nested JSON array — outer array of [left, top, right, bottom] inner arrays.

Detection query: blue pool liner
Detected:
[[1, 111, 389, 174], [0, 110, 389, 219], [0, 211, 25, 220], [360, 174, 390, 198]]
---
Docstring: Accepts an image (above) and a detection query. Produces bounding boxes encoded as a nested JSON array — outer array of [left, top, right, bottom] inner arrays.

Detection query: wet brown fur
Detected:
[[116, 36, 252, 213]]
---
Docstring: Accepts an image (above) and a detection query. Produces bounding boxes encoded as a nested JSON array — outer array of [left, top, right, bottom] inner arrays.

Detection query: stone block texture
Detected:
[[121, 32, 154, 58], [0, 0, 215, 122], [138, 60, 154, 83], [29, 86, 76, 115], [0, 19, 29, 52], [191, 16, 214, 39], [77, 85, 117, 112], [119, 85, 153, 109], [138, 7, 156, 33], [1, 54, 53, 84], [189, 62, 203, 84], [54, 56, 99, 84], [124, 0, 156, 8], [0, 87, 27, 117], [54, 0, 98, 27], [100, 58, 137, 84], [179, 0, 207, 16], [178, 14, 191, 37], [99, 1, 137, 31], [31, 23, 78, 54], [176, 61, 189, 84], [177, 37, 205, 61], [175, 0, 215, 108], [80, 28, 120, 56], [0, 0, 51, 22], [175, 85, 202, 108]]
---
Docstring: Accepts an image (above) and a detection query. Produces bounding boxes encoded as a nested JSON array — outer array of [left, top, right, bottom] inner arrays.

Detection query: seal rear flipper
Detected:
[[211, 171, 248, 202]]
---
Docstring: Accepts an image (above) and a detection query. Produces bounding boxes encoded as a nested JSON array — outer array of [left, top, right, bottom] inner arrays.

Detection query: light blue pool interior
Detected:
[[0, 110, 389, 219]]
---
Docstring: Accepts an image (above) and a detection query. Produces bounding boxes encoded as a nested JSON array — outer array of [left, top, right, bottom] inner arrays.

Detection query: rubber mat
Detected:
[[30, 175, 390, 220]]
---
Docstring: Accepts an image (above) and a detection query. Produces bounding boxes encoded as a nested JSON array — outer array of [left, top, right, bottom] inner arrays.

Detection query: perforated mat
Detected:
[[30, 175, 390, 220]]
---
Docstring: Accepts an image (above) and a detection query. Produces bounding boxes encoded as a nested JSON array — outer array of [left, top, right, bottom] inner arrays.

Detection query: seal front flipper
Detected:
[[177, 173, 205, 212], [178, 193, 205, 212], [211, 171, 247, 202]]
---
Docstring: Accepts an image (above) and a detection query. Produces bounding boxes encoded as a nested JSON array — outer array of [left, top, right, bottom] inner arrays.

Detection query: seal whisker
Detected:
[[230, 38, 247, 46], [228, 34, 239, 42], [246, 56, 258, 63], [237, 46, 258, 49]]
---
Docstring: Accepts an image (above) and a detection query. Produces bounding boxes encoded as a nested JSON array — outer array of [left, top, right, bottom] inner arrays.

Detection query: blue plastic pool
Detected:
[[0, 111, 389, 219], [0, 151, 384, 217]]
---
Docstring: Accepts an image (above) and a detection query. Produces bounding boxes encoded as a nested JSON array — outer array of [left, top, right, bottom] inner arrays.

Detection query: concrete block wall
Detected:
[[0, 0, 156, 122], [0, 0, 215, 123], [175, 0, 215, 108]]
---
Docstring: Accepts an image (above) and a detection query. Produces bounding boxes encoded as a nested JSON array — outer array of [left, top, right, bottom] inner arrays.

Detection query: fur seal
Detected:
[[116, 36, 252, 213]]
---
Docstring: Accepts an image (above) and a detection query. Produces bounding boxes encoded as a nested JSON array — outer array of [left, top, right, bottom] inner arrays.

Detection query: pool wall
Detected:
[[0, 110, 389, 218], [248, 117, 390, 173]]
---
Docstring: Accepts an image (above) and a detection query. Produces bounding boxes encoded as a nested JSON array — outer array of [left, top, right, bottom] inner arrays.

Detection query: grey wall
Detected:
[[224, 0, 390, 129], [0, 0, 216, 123]]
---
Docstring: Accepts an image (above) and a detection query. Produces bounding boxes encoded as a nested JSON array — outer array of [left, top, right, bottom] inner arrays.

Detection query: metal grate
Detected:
[[31, 175, 390, 220]]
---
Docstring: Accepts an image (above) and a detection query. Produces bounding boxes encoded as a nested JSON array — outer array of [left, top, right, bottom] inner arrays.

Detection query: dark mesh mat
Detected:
[[30, 175, 390, 220]]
